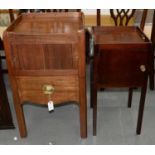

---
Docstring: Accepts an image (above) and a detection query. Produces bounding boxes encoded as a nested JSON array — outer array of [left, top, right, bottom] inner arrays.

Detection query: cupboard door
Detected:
[[97, 49, 148, 87]]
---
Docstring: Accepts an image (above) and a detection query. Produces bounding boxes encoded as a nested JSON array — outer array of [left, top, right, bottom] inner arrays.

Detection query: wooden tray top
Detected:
[[93, 26, 150, 44], [6, 12, 84, 34]]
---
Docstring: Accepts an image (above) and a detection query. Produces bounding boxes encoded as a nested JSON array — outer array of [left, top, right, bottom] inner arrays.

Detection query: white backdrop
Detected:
[[82, 9, 110, 15]]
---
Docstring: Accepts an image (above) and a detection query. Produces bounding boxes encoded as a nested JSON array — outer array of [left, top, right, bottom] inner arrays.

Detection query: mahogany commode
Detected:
[[3, 12, 87, 138], [92, 26, 152, 136]]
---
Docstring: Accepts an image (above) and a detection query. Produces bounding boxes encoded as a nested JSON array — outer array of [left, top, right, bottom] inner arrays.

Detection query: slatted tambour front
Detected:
[[3, 12, 87, 138]]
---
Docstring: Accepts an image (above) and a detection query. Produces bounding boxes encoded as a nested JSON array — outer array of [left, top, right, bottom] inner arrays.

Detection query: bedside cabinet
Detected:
[[91, 26, 152, 135], [3, 12, 87, 138]]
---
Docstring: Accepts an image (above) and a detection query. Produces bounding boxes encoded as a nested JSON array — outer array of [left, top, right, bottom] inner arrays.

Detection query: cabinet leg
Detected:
[[79, 78, 87, 138], [149, 69, 154, 90], [149, 49, 154, 90], [15, 104, 27, 137], [79, 102, 87, 138], [136, 86, 147, 135], [128, 88, 133, 108], [90, 59, 94, 108], [93, 86, 97, 136]]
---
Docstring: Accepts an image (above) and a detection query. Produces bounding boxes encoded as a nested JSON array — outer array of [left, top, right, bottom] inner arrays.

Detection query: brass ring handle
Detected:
[[140, 65, 146, 72], [43, 84, 55, 95]]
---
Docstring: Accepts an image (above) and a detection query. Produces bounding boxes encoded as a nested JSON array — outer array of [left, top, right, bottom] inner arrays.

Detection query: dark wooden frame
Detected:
[[96, 9, 147, 29]]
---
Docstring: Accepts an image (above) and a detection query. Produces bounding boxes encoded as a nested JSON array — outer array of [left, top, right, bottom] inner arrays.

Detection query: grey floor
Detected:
[[1, 64, 155, 145]]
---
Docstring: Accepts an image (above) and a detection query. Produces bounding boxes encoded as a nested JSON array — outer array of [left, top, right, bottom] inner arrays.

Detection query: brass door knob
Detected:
[[140, 65, 146, 72], [43, 84, 55, 95]]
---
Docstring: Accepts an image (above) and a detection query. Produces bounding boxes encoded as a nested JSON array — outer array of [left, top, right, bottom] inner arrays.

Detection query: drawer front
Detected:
[[16, 76, 79, 105], [96, 49, 149, 87]]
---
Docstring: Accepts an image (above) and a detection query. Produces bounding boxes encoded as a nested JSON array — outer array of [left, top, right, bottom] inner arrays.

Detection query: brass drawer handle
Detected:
[[43, 84, 55, 95], [140, 65, 146, 72]]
